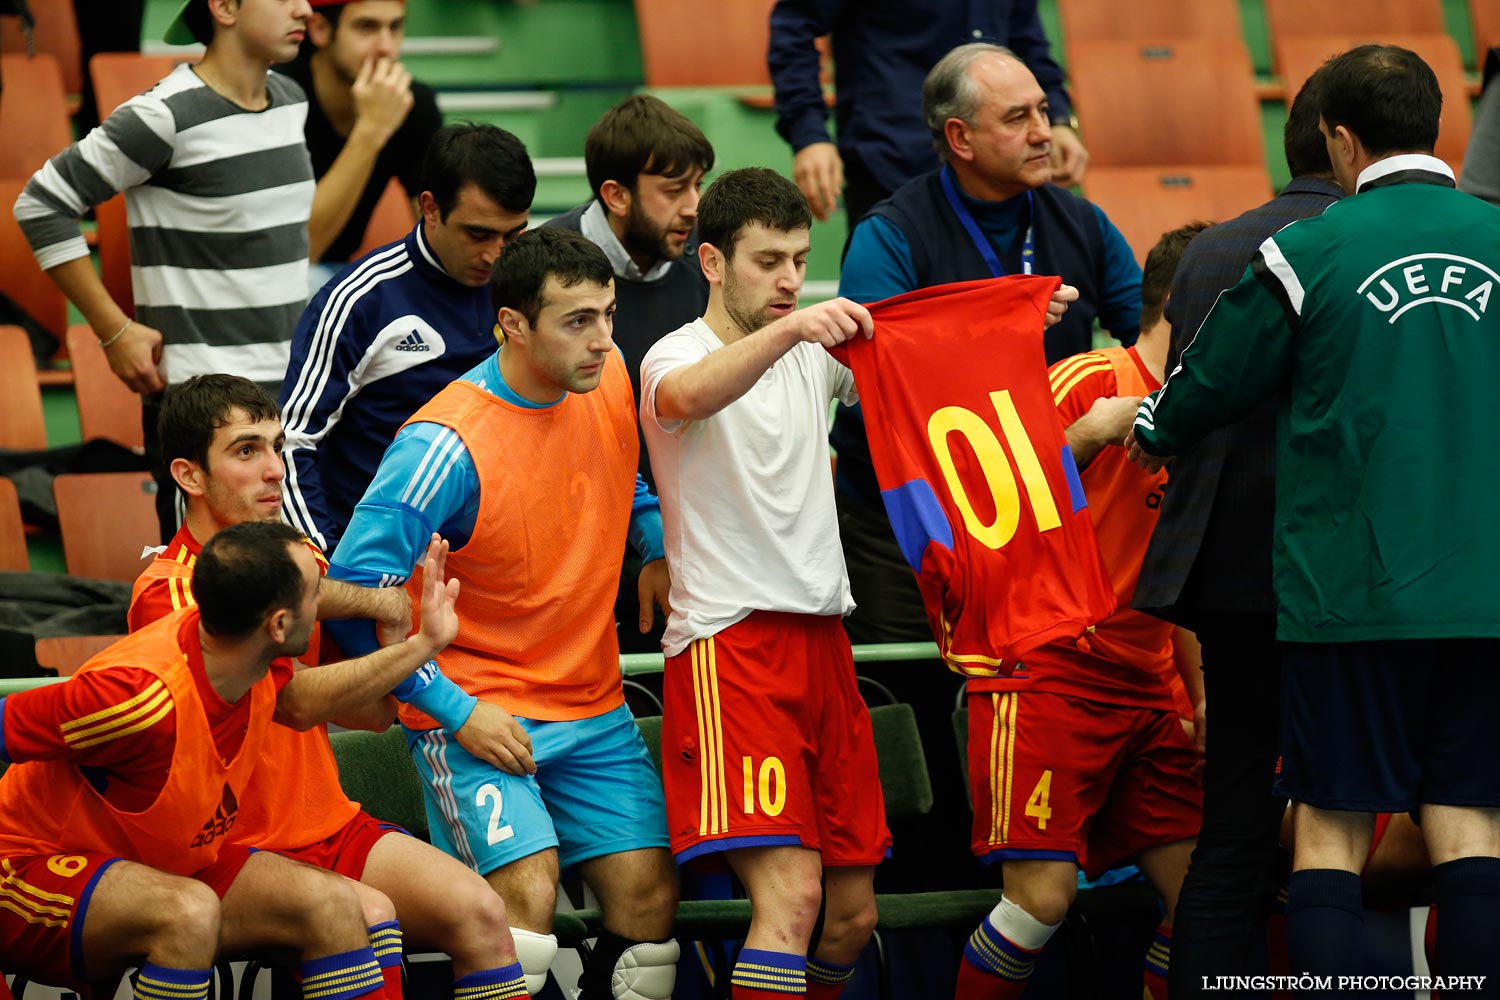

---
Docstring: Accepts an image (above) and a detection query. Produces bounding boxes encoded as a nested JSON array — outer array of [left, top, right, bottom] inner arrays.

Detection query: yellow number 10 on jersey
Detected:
[[927, 390, 1061, 549]]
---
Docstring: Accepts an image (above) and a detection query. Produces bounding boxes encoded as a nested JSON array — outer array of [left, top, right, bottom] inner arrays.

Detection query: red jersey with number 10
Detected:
[[830, 277, 1116, 677]]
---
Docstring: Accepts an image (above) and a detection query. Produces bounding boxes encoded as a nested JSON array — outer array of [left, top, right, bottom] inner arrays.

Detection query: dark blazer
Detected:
[[1133, 176, 1344, 627]]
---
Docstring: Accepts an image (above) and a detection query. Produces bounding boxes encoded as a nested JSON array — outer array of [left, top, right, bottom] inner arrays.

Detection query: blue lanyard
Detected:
[[939, 165, 1034, 277]]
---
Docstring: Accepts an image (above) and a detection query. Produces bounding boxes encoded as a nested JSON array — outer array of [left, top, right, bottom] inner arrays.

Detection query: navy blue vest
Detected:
[[833, 172, 1120, 505], [868, 171, 1112, 362]]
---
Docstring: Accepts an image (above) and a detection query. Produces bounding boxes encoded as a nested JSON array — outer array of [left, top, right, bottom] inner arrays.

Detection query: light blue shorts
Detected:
[[405, 702, 669, 873]]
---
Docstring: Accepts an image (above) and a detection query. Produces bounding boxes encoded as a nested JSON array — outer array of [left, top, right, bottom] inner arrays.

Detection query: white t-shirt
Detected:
[[641, 319, 858, 656]]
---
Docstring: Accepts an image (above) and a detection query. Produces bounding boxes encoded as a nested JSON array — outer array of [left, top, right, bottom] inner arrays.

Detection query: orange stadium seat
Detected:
[[1084, 166, 1272, 266], [0, 53, 72, 180], [1475, 0, 1500, 60], [54, 471, 158, 582], [1067, 39, 1264, 169], [0, 326, 46, 451], [1277, 34, 1472, 175], [65, 325, 142, 450], [633, 0, 773, 86], [0, 0, 82, 100], [353, 177, 418, 259], [0, 178, 67, 340], [91, 53, 182, 321], [1058, 0, 1242, 45], [1264, 0, 1445, 44], [0, 478, 27, 572]]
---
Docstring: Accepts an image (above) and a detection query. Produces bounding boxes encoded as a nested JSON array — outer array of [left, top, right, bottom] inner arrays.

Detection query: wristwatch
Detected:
[[1050, 113, 1081, 131]]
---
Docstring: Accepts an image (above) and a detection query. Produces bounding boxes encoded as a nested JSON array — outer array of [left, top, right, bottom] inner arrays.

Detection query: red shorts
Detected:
[[967, 687, 1201, 879], [0, 847, 252, 992], [662, 612, 892, 868], [274, 810, 405, 879]]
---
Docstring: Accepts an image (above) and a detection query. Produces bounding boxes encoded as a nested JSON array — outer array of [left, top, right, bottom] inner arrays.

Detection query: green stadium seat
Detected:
[[327, 726, 599, 954], [328, 726, 430, 840]]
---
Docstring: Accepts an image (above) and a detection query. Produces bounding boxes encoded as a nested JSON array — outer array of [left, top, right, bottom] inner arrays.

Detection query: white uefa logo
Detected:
[[1358, 254, 1497, 323]]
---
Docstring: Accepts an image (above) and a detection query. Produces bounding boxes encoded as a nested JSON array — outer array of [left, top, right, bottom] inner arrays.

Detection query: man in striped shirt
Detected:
[[14, 0, 317, 540]]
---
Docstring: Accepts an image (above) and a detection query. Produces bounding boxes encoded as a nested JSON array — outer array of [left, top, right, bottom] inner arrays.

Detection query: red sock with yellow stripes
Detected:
[[1143, 922, 1171, 1000]]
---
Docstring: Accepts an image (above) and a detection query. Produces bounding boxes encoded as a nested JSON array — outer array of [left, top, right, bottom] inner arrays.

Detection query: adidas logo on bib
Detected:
[[396, 330, 431, 352]]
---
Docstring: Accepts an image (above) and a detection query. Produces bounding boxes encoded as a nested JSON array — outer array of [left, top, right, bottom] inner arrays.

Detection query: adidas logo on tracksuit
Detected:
[[396, 330, 431, 352]]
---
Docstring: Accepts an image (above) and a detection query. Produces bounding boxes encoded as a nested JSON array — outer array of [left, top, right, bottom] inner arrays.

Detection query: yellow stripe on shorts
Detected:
[[988, 692, 1019, 847], [691, 639, 729, 836]]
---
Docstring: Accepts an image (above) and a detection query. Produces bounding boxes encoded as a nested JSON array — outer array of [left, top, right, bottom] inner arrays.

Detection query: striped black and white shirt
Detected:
[[14, 63, 314, 391]]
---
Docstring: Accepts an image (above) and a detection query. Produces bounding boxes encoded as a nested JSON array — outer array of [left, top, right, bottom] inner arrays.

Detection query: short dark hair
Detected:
[[314, 3, 347, 29], [584, 95, 714, 202], [1284, 66, 1334, 177], [1318, 44, 1441, 157], [1141, 221, 1212, 330], [183, 0, 241, 45], [160, 375, 280, 471], [696, 168, 812, 260], [490, 227, 613, 327], [194, 521, 306, 639], [420, 123, 537, 219]]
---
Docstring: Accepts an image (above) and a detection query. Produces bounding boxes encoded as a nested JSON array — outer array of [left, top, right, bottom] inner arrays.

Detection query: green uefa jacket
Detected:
[[1133, 155, 1500, 642]]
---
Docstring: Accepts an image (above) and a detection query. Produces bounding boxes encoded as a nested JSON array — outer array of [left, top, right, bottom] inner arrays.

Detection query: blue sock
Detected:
[[369, 921, 402, 969], [732, 947, 807, 995], [301, 946, 385, 1000], [453, 964, 528, 1000], [133, 962, 211, 1000], [1285, 868, 1363, 979], [368, 921, 403, 999], [1432, 856, 1500, 981]]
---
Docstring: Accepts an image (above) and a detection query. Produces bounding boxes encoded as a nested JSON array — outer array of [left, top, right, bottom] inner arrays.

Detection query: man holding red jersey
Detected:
[[640, 167, 887, 1000], [953, 224, 1208, 1000]]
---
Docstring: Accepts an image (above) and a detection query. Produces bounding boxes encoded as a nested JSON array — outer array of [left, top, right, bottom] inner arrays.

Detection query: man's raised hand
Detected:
[[414, 534, 460, 657], [352, 56, 415, 144]]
